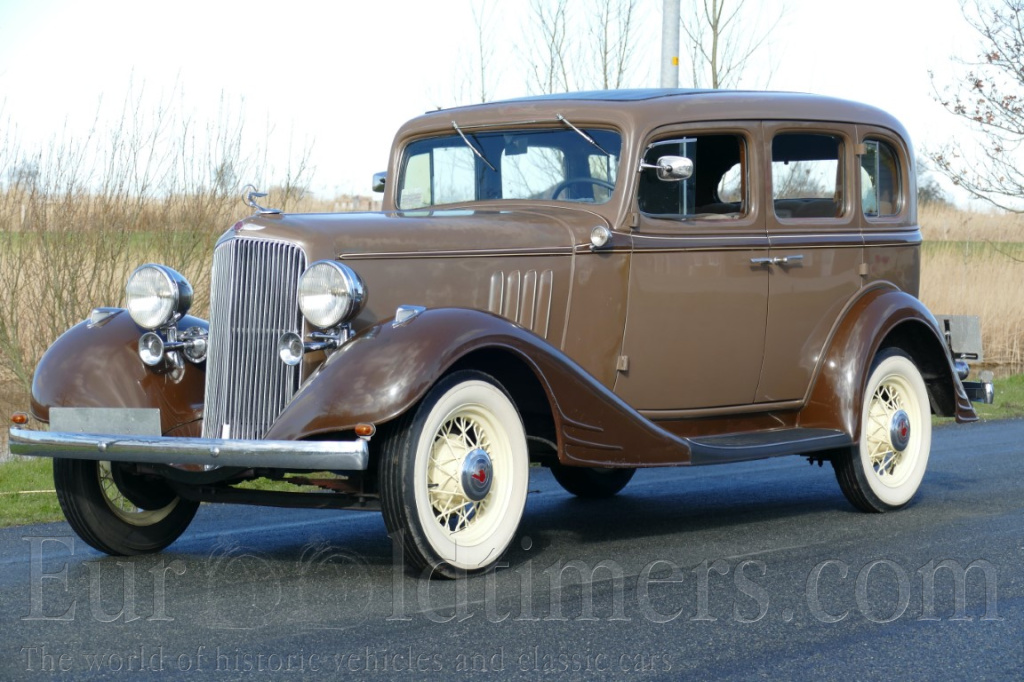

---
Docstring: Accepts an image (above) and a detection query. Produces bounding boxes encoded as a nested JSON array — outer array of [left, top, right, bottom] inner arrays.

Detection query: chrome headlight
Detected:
[[298, 261, 366, 329], [125, 264, 193, 330]]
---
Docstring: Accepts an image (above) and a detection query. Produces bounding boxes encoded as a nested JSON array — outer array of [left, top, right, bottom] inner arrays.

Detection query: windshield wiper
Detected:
[[557, 114, 611, 157], [452, 121, 496, 172]]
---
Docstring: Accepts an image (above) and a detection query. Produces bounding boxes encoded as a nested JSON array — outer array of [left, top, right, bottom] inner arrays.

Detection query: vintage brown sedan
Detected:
[[10, 90, 988, 577]]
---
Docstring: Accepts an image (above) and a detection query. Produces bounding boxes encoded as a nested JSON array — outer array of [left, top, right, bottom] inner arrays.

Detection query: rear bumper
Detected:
[[8, 427, 369, 471], [962, 380, 995, 405]]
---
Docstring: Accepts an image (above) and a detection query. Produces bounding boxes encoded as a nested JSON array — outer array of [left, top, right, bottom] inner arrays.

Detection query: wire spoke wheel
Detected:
[[428, 411, 500, 537], [380, 370, 529, 578], [833, 349, 932, 512], [54, 458, 199, 555], [97, 461, 178, 526], [865, 380, 912, 485]]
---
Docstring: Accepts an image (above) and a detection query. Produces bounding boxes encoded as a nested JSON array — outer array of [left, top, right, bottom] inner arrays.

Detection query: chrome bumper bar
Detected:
[[8, 427, 369, 471]]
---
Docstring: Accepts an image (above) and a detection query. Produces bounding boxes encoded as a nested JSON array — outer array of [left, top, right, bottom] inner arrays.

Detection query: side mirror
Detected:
[[639, 155, 693, 182], [372, 171, 387, 193]]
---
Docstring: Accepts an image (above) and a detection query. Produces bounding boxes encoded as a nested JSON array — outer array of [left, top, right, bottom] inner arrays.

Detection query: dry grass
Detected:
[[0, 93, 385, 457], [919, 203, 1024, 369], [0, 190, 378, 459]]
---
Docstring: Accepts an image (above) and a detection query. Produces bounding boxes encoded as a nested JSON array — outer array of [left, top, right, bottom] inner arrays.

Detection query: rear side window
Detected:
[[861, 139, 901, 217], [638, 134, 745, 218], [772, 133, 844, 219]]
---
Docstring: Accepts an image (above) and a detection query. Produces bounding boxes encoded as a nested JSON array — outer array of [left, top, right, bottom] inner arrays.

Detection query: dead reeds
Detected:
[[919, 203, 1024, 369]]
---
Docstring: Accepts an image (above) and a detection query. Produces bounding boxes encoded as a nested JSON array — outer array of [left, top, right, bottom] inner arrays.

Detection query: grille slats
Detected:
[[202, 238, 306, 440]]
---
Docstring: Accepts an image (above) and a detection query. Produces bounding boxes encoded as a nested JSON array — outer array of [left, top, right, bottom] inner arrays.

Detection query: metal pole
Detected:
[[661, 0, 680, 88]]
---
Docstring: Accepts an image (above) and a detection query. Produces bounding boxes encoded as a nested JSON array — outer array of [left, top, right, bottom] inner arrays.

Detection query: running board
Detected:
[[687, 428, 852, 466]]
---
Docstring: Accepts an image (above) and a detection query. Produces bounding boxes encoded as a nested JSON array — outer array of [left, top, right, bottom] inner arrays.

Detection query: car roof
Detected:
[[401, 89, 909, 142]]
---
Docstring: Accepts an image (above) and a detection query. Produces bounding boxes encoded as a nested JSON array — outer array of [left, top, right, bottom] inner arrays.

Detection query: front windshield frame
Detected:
[[396, 126, 622, 209]]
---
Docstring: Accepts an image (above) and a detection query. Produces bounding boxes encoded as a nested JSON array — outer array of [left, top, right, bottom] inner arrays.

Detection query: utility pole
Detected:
[[661, 0, 680, 88]]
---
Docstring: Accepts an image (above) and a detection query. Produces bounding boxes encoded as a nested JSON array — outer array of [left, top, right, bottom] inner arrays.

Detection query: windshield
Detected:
[[397, 127, 621, 209]]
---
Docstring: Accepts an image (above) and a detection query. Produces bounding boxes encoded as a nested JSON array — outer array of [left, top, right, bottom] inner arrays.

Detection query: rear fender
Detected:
[[800, 285, 977, 437], [29, 309, 208, 435], [265, 308, 691, 467]]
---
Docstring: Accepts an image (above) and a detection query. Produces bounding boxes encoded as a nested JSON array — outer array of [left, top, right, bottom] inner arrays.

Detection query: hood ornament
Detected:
[[242, 184, 282, 215]]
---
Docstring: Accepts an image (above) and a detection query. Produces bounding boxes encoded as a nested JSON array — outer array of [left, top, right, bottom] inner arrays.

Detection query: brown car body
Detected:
[[11, 90, 981, 575]]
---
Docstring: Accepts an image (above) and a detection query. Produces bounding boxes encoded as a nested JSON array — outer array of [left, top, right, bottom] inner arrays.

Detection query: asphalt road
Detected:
[[2, 419, 1022, 680]]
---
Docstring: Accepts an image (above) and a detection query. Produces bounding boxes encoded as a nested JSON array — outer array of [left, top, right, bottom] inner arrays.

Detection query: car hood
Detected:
[[227, 206, 604, 259]]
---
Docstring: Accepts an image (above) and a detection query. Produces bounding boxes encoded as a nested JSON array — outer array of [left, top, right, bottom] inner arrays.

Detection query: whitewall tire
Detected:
[[380, 370, 529, 578], [833, 349, 932, 512]]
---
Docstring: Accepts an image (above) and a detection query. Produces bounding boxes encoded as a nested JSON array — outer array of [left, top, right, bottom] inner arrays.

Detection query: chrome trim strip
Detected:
[[340, 247, 572, 260], [9, 427, 369, 471]]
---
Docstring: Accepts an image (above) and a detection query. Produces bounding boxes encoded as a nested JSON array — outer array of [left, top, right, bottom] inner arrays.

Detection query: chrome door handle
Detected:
[[750, 255, 804, 266]]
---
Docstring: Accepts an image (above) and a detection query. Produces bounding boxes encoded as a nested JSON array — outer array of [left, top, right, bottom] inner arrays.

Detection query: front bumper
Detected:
[[8, 427, 369, 471]]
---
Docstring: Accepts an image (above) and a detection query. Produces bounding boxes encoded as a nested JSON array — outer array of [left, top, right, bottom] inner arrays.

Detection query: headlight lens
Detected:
[[125, 264, 193, 330], [298, 261, 366, 329]]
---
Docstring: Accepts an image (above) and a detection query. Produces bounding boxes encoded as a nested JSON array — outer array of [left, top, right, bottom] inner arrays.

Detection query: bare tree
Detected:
[[524, 0, 573, 94], [931, 0, 1024, 212], [680, 0, 782, 89], [454, 2, 499, 104], [588, 0, 639, 89], [521, 0, 642, 95]]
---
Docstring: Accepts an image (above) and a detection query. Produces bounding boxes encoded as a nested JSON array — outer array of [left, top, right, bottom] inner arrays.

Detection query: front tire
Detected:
[[833, 349, 932, 512], [53, 459, 199, 555], [379, 370, 529, 578]]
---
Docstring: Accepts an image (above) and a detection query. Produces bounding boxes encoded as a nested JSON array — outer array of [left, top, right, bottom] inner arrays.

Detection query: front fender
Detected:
[[30, 310, 208, 435], [265, 308, 692, 467], [799, 284, 977, 437]]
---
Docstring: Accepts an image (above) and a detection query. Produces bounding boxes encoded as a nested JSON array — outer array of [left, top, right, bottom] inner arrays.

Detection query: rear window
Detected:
[[861, 139, 902, 217]]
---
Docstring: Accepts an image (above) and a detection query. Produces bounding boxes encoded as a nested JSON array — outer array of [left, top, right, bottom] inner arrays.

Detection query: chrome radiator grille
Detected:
[[202, 238, 306, 440]]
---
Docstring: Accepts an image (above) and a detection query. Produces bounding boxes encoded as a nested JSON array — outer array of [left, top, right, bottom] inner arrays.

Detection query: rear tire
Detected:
[[550, 464, 635, 498], [833, 349, 932, 512], [53, 459, 199, 555]]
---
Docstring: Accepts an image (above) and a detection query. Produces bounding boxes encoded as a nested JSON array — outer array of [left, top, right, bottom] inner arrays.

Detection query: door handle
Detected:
[[750, 255, 804, 266]]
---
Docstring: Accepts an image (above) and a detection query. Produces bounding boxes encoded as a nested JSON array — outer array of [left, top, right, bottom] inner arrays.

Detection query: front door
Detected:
[[613, 125, 769, 411]]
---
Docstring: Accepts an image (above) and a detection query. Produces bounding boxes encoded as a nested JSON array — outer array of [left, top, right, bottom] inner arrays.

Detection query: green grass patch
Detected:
[[0, 457, 62, 526]]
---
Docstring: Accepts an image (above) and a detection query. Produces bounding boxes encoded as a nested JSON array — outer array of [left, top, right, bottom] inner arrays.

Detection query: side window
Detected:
[[772, 133, 843, 219], [638, 134, 745, 218], [861, 139, 901, 217]]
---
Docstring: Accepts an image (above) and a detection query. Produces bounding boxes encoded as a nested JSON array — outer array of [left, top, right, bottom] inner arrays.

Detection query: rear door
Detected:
[[755, 122, 864, 403]]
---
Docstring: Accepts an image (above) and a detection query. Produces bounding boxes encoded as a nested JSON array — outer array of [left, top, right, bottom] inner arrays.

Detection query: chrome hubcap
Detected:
[[889, 409, 911, 452], [460, 447, 494, 502]]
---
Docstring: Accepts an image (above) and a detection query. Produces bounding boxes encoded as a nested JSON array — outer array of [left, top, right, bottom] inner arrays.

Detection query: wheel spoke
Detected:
[[425, 409, 500, 536], [864, 377, 917, 479]]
